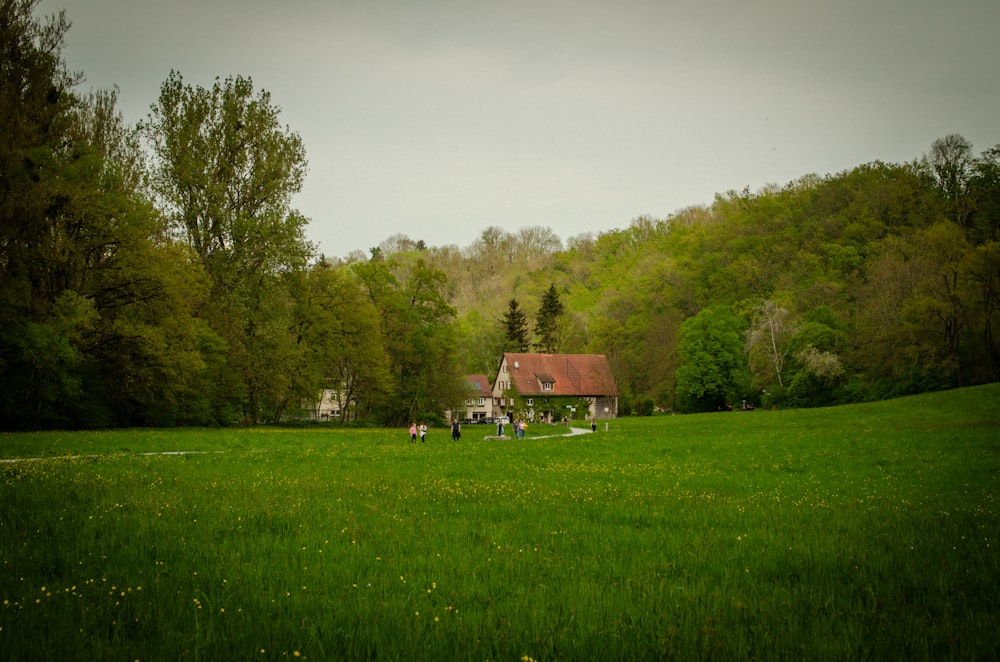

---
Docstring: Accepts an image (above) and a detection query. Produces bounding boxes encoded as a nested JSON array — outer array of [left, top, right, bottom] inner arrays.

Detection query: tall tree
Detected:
[[516, 225, 562, 267], [471, 226, 516, 273], [352, 256, 464, 425], [967, 145, 1000, 244], [900, 223, 973, 388], [141, 71, 313, 423], [927, 133, 974, 227], [379, 233, 420, 256], [0, 0, 79, 314], [141, 71, 310, 274], [852, 222, 976, 394], [294, 264, 392, 421], [0, 0, 80, 427], [745, 299, 797, 394], [395, 259, 464, 423], [0, 1, 212, 429], [501, 298, 530, 352], [962, 240, 1000, 382], [534, 283, 564, 353]]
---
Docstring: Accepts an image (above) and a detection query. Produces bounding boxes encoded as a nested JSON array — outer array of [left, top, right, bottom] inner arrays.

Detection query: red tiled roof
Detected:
[[465, 375, 492, 396], [501, 353, 618, 397]]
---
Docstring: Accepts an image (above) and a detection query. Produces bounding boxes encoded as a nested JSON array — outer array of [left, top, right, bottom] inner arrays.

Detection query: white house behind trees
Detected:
[[450, 374, 496, 423], [308, 388, 349, 421], [304, 354, 619, 424]]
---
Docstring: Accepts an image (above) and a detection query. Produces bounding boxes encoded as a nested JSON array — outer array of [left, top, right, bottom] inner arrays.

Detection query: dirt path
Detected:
[[526, 426, 594, 439], [0, 450, 225, 463]]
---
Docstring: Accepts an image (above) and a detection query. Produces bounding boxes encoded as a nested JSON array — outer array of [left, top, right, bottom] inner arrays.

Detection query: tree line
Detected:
[[475, 137, 1000, 413], [0, 1, 465, 428], [2, 0, 998, 429], [422, 132, 999, 414]]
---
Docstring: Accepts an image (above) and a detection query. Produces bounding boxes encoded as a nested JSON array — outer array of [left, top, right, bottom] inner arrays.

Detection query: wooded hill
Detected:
[[2, 0, 997, 429], [391, 141, 1000, 414]]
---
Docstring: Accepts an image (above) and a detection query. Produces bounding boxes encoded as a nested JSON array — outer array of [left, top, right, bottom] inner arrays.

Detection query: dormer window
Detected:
[[535, 371, 555, 391]]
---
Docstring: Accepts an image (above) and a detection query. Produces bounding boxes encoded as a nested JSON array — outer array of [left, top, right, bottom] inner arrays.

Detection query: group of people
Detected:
[[499, 418, 528, 439], [410, 417, 609, 443], [408, 422, 428, 443], [410, 420, 465, 442], [409, 418, 533, 442]]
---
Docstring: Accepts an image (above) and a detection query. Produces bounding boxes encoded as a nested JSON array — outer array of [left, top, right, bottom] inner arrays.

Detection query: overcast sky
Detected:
[[39, 0, 1000, 258]]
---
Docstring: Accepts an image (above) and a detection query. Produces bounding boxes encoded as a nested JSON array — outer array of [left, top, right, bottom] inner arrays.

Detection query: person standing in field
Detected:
[[451, 419, 461, 441], [409, 422, 417, 443], [497, 417, 504, 437], [419, 423, 427, 443], [591, 417, 597, 433]]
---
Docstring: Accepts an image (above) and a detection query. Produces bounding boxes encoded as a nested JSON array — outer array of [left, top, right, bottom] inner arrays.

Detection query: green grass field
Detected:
[[2, 385, 999, 660]]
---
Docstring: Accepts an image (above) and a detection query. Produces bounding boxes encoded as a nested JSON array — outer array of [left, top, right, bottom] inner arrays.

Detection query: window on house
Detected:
[[526, 398, 533, 406], [542, 382, 553, 391], [477, 398, 484, 406]]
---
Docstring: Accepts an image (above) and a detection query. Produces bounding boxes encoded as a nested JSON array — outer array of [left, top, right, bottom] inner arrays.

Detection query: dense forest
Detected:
[[2, 0, 998, 430]]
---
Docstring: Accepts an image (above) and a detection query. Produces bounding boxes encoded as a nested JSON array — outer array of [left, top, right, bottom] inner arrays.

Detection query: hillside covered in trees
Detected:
[[435, 147, 1000, 414], [2, 0, 998, 429]]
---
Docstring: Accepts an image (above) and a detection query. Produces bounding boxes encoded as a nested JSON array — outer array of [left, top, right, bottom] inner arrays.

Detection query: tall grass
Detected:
[[2, 385, 999, 660]]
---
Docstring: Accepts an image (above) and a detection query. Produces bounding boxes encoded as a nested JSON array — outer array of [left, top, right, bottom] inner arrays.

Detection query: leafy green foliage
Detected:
[[292, 265, 391, 421], [2, 0, 999, 429], [140, 71, 313, 423], [351, 256, 464, 425], [0, 1, 212, 428], [675, 306, 749, 411]]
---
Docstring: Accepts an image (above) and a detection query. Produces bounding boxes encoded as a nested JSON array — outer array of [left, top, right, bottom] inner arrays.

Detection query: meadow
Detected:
[[2, 385, 999, 661]]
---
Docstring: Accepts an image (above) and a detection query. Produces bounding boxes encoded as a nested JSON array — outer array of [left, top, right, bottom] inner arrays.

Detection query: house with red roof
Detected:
[[492, 353, 619, 422]]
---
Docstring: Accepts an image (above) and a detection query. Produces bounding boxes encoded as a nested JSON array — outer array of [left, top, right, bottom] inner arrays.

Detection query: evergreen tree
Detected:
[[501, 298, 530, 352], [534, 284, 564, 353]]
